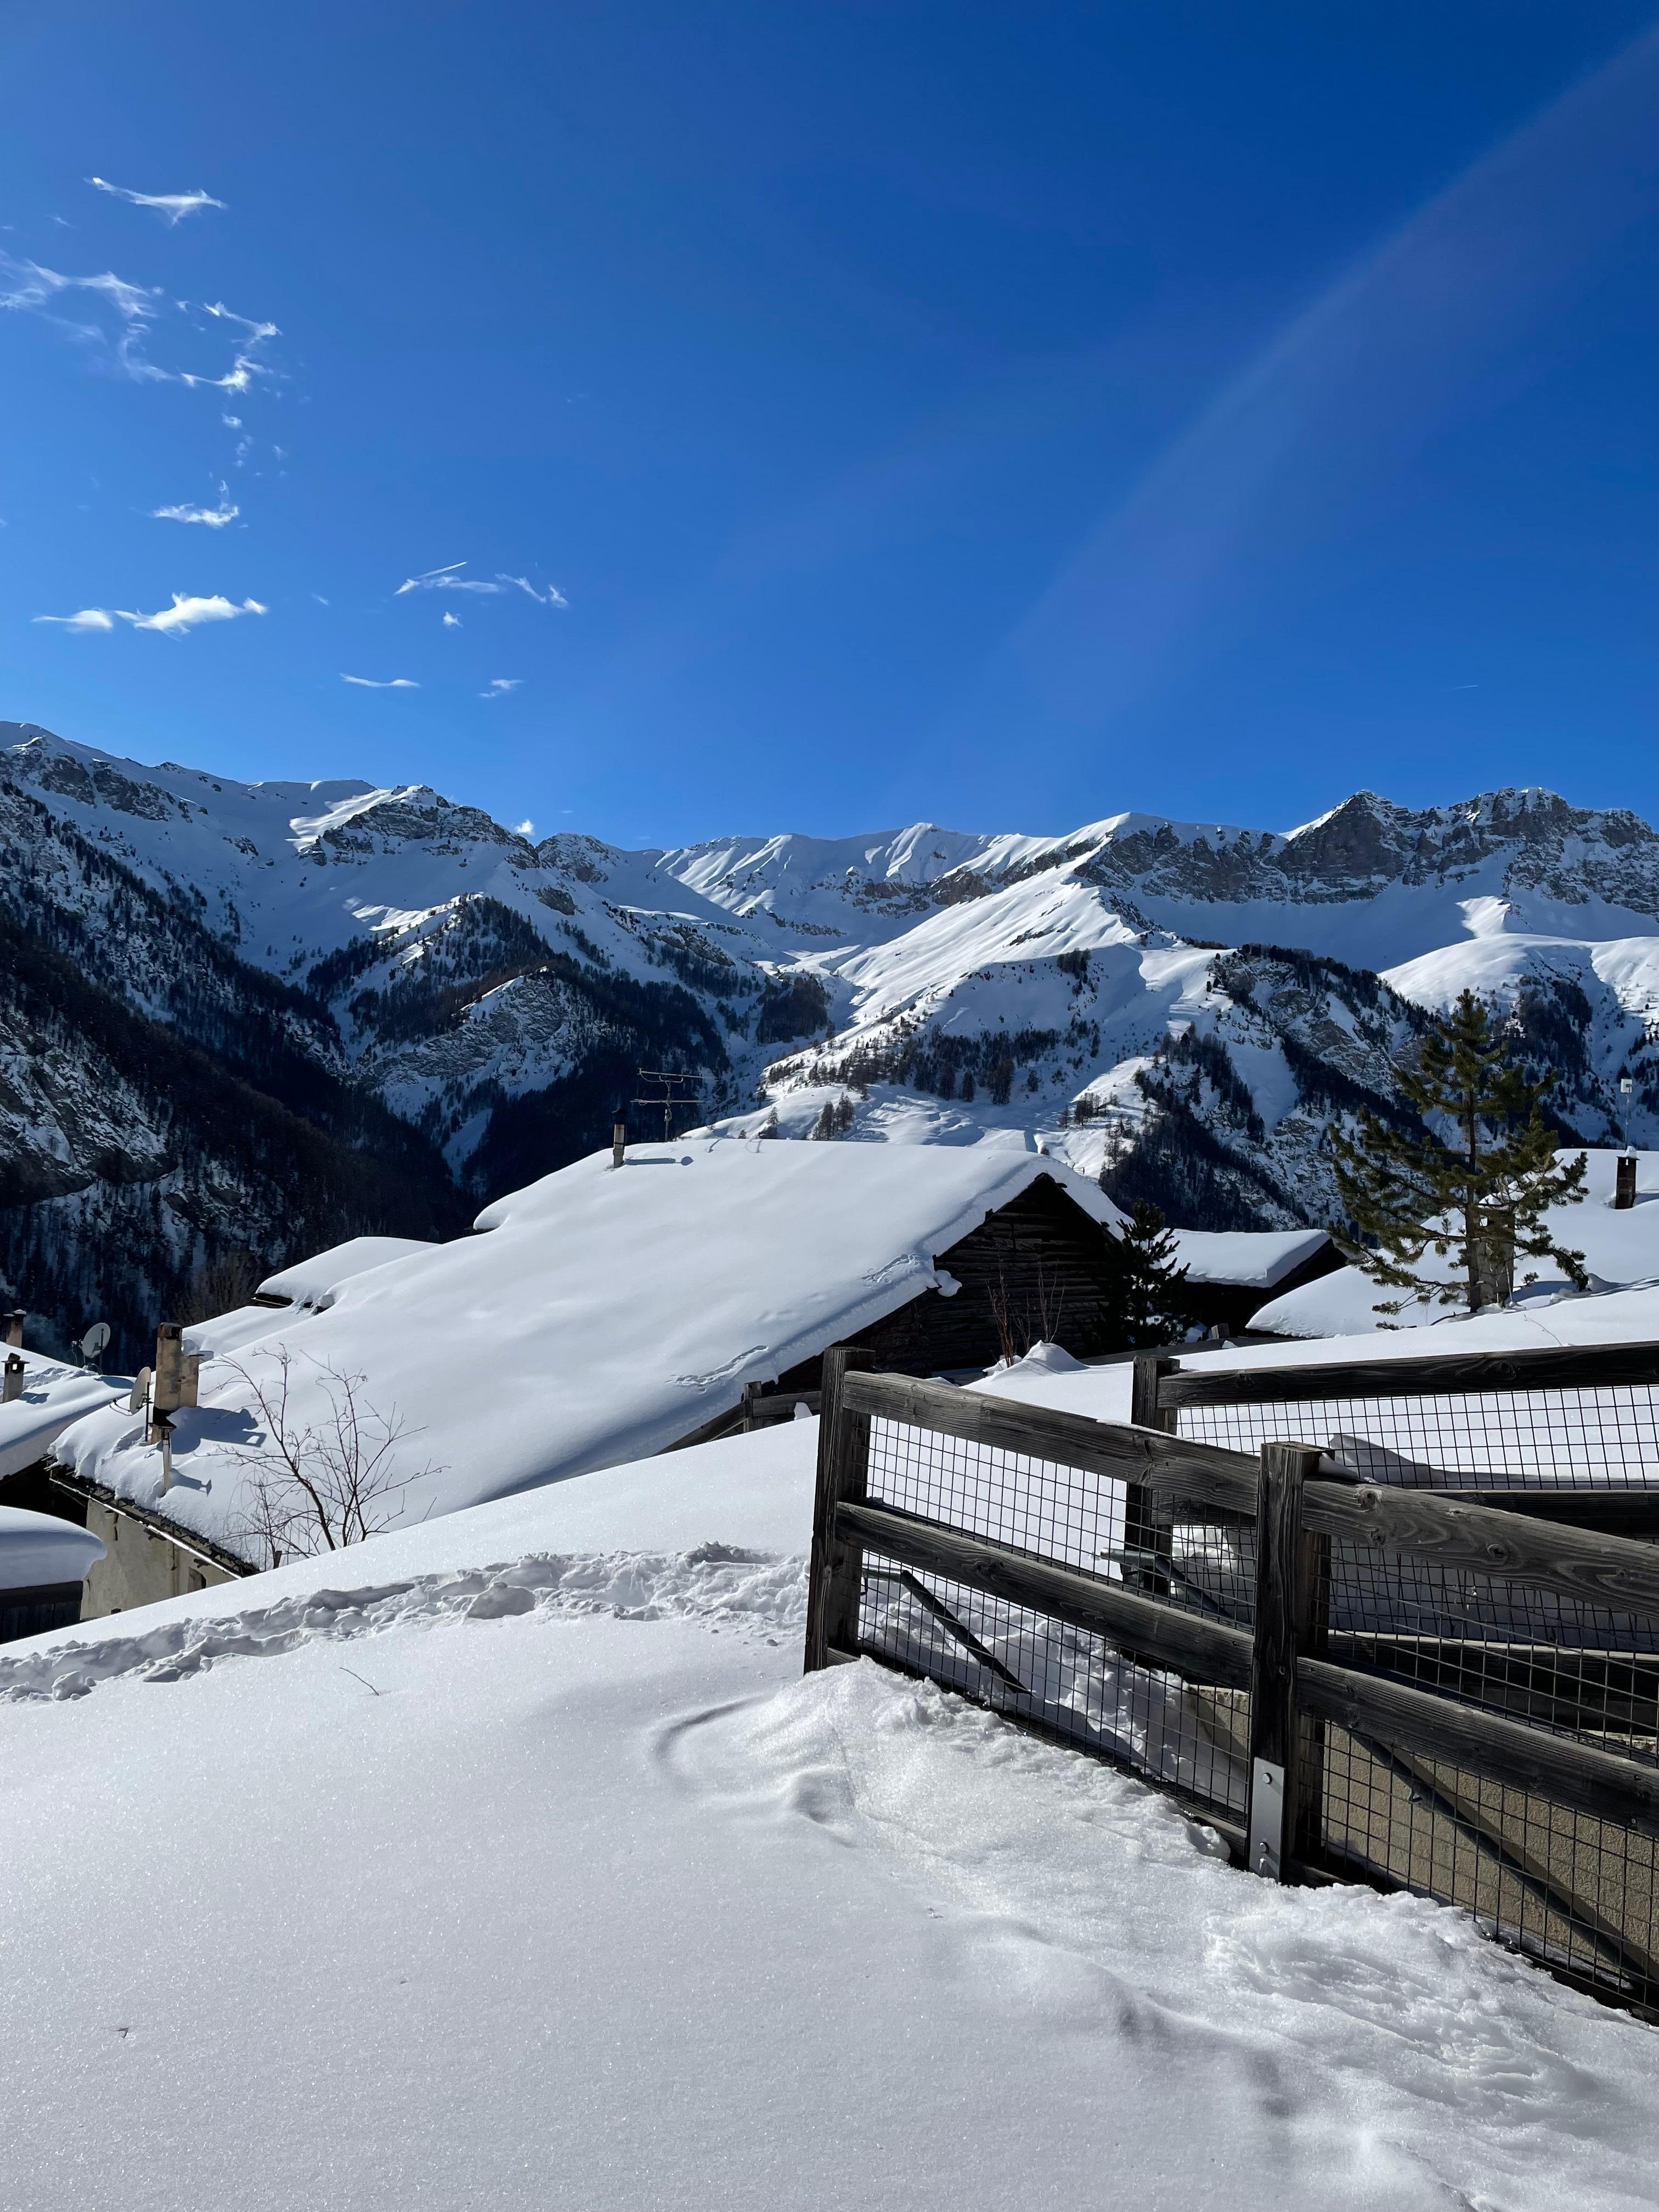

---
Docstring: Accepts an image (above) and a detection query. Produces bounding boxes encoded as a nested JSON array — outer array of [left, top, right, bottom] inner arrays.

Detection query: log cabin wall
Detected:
[[770, 1175, 1116, 1391], [1177, 1240, 1344, 1334]]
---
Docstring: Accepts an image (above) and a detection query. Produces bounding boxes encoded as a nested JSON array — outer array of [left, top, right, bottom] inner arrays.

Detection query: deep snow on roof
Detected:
[[0, 1505, 103, 1590], [256, 1235, 441, 1308], [1168, 1227, 1330, 1289], [54, 1139, 1122, 1556], [0, 1348, 124, 1484]]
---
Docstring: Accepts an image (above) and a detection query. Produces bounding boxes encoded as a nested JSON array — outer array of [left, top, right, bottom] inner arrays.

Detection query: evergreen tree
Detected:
[[809, 1095, 856, 1139], [1330, 988, 1587, 1315], [1100, 1201, 1193, 1349]]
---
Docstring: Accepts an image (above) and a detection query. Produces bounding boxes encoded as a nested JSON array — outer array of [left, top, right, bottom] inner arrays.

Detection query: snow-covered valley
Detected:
[[11, 715, 1659, 1357]]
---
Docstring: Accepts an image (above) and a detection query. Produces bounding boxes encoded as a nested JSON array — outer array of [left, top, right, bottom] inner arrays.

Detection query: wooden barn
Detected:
[[31, 1137, 1131, 1588], [1167, 1228, 1342, 1336], [693, 1160, 1125, 1438]]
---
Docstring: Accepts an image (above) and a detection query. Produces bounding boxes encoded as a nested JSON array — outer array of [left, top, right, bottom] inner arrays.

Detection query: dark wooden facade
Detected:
[[1178, 1238, 1344, 1335], [0, 1578, 83, 1644], [776, 1172, 1115, 1390]]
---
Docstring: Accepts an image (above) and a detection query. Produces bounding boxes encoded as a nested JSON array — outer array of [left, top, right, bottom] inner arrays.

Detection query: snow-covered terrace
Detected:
[[3, 1389, 1654, 2204]]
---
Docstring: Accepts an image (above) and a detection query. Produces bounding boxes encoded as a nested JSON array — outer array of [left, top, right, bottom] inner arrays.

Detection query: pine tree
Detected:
[[1100, 1201, 1193, 1350], [809, 1095, 856, 1139], [1330, 988, 1588, 1315]]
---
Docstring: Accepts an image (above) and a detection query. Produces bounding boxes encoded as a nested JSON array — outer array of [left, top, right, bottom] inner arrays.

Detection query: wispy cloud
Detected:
[[396, 561, 499, 597], [87, 177, 227, 225], [480, 677, 521, 698], [34, 592, 266, 636], [342, 674, 419, 689], [0, 257, 279, 404], [180, 302, 279, 396], [0, 253, 168, 380], [33, 606, 115, 632], [499, 574, 568, 607], [153, 484, 239, 527], [126, 592, 265, 635], [442, 610, 462, 628], [395, 561, 567, 605]]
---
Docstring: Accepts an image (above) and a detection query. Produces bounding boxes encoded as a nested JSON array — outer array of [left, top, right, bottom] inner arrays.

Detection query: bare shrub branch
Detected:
[[218, 1350, 440, 1569]]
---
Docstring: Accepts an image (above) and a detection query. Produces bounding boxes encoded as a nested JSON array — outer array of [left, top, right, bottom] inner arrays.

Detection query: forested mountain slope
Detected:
[[6, 719, 1657, 1354]]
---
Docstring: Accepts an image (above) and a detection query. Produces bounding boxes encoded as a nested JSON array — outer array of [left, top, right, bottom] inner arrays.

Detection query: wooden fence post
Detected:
[[1246, 1440, 1324, 1881], [804, 1346, 874, 1673], [1126, 1355, 1178, 1594]]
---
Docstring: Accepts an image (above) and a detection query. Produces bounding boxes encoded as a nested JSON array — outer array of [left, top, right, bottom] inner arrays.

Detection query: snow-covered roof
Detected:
[[0, 1350, 125, 1484], [0, 1504, 103, 1591], [1167, 1227, 1330, 1289], [53, 1140, 1122, 1559], [255, 1236, 441, 1309]]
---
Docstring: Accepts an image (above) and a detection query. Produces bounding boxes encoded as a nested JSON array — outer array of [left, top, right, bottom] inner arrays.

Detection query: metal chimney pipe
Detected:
[[1616, 1154, 1638, 1211], [612, 1119, 627, 1170]]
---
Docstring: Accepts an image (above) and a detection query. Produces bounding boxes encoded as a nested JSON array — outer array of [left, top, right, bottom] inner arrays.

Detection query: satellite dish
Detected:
[[128, 1365, 152, 1417], [81, 1322, 110, 1364]]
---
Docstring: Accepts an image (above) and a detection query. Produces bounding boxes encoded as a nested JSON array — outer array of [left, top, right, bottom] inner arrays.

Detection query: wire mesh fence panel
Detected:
[[1177, 1376, 1659, 2010], [826, 1364, 1659, 2012], [854, 1413, 1248, 1822], [1176, 1383, 1659, 1494]]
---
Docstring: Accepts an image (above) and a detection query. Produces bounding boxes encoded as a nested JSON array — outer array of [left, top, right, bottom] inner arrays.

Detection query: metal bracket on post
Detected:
[[1247, 1758, 1286, 1880], [804, 1346, 874, 1673], [1246, 1439, 1324, 1883]]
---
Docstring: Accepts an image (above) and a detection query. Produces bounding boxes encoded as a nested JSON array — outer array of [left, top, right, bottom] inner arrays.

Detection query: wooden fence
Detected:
[[803, 1341, 1659, 2013]]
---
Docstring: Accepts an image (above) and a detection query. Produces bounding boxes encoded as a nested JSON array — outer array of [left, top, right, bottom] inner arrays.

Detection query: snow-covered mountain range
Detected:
[[7, 718, 1659, 1356]]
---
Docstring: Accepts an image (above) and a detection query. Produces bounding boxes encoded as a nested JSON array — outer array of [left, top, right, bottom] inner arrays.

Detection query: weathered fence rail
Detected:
[[805, 1341, 1659, 2013]]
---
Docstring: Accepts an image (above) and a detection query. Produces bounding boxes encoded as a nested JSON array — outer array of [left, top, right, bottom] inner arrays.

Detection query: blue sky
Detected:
[[4, 3, 1659, 847]]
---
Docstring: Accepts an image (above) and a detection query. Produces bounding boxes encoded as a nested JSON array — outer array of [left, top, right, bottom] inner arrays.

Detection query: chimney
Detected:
[[2, 1353, 24, 1404], [612, 1119, 628, 1170], [3, 1310, 22, 1349], [178, 1351, 204, 1409], [1616, 1154, 1638, 1211], [151, 1322, 184, 1442]]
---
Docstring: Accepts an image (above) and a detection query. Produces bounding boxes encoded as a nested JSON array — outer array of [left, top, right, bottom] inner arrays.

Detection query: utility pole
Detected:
[[633, 1068, 701, 1144]]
